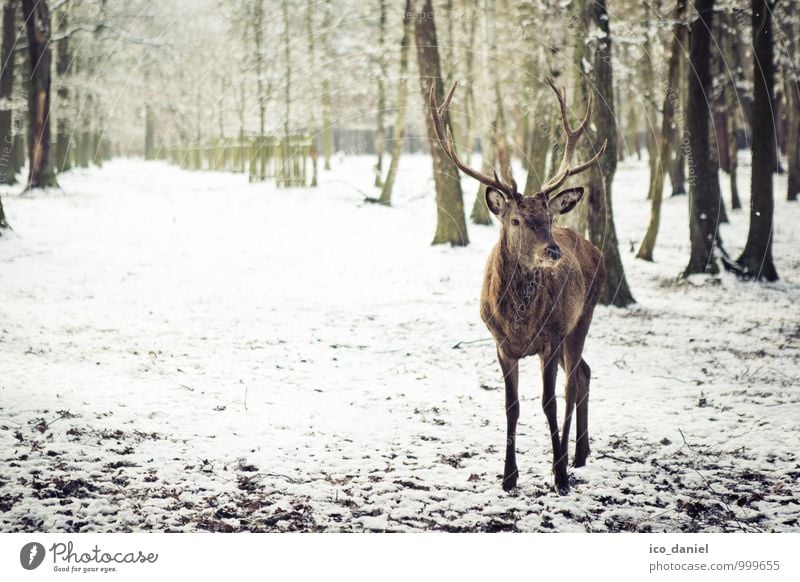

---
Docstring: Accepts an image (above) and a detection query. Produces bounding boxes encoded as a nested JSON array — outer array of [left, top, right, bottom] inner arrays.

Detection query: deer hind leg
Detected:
[[574, 359, 591, 467], [541, 350, 568, 494], [561, 349, 591, 469], [497, 349, 520, 492], [559, 352, 579, 471]]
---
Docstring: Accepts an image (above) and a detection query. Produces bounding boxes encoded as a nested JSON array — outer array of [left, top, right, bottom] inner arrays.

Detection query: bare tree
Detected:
[[305, 0, 318, 186], [54, 8, 71, 172], [783, 2, 799, 201], [21, 0, 58, 188], [378, 0, 413, 205], [373, 0, 387, 187], [683, 0, 720, 276], [584, 0, 635, 306], [637, 0, 686, 261], [726, 0, 779, 280], [0, 0, 18, 186], [414, 0, 468, 246]]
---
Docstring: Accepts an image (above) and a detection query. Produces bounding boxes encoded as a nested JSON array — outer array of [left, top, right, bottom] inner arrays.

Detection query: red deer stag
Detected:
[[429, 79, 606, 494]]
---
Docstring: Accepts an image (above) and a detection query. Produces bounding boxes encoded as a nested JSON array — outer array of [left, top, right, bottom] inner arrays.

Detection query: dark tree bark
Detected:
[[54, 10, 71, 172], [0, 0, 17, 186], [784, 1, 800, 201], [585, 0, 634, 306], [788, 77, 800, 201], [683, 0, 720, 276], [21, 0, 57, 189], [729, 0, 779, 280], [414, 0, 469, 246]]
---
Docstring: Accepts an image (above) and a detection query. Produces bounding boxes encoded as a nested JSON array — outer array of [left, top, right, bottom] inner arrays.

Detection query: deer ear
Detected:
[[485, 188, 506, 216], [550, 187, 584, 214]]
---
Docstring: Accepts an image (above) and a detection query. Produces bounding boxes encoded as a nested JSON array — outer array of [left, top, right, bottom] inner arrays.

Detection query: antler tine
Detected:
[[440, 81, 457, 114], [428, 80, 517, 199], [578, 91, 594, 134], [539, 78, 605, 198]]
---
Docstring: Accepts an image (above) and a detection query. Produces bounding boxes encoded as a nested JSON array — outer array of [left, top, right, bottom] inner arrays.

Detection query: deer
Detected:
[[429, 79, 606, 495]]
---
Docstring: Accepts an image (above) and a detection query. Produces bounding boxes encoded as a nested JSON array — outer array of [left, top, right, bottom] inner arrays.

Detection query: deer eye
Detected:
[[511, 218, 520, 226]]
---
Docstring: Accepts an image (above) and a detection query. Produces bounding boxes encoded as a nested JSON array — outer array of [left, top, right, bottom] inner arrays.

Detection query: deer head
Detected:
[[429, 79, 607, 270]]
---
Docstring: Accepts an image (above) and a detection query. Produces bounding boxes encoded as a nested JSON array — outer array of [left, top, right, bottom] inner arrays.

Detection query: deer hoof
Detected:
[[502, 470, 518, 492]]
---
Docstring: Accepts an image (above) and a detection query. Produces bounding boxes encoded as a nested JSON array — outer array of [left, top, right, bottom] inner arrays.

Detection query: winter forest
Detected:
[[0, 0, 798, 534]]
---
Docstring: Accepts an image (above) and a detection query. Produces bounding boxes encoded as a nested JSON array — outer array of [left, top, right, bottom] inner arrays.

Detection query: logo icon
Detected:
[[20, 542, 46, 570]]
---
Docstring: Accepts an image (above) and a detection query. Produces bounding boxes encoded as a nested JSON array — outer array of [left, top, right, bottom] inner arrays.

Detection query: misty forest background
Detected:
[[0, 0, 798, 293]]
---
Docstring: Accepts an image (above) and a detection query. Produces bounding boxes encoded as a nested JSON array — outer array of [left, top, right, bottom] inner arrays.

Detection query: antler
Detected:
[[539, 77, 608, 198], [428, 81, 518, 200]]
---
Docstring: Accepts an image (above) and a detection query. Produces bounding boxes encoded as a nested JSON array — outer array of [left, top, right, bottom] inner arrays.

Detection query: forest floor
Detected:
[[1, 154, 799, 533]]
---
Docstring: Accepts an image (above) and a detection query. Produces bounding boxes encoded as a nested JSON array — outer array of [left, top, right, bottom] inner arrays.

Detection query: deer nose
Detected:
[[545, 244, 562, 262]]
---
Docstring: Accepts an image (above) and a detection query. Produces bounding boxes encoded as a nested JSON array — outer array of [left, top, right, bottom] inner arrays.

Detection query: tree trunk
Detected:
[[668, 8, 688, 196], [725, 11, 749, 209], [378, 0, 413, 205], [585, 0, 635, 306], [784, 2, 799, 201], [144, 103, 155, 160], [0, 194, 6, 230], [523, 86, 552, 196], [637, 0, 686, 261], [0, 0, 17, 186], [460, 5, 477, 162], [321, 0, 333, 170], [564, 0, 590, 235], [305, 0, 318, 186], [54, 10, 71, 173], [642, 1, 659, 202], [731, 0, 778, 280], [254, 0, 265, 136], [281, 0, 291, 187], [683, 0, 720, 276], [708, 121, 729, 224], [21, 0, 57, 189], [414, 0, 469, 246], [788, 77, 800, 201], [471, 0, 501, 226], [727, 92, 741, 209], [723, 10, 742, 210], [373, 0, 387, 187]]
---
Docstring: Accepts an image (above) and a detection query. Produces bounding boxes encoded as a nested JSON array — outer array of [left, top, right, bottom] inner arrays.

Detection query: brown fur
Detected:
[[428, 78, 606, 495], [479, 192, 604, 495], [481, 226, 604, 360]]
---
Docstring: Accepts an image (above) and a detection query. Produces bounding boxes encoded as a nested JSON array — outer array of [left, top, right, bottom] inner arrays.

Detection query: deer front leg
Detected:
[[497, 349, 520, 492], [541, 351, 568, 494]]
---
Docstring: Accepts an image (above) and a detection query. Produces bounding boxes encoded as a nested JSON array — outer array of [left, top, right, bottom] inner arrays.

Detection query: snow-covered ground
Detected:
[[0, 154, 798, 532]]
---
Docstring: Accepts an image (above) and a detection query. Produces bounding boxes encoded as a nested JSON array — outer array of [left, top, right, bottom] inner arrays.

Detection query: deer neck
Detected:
[[498, 236, 548, 312]]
